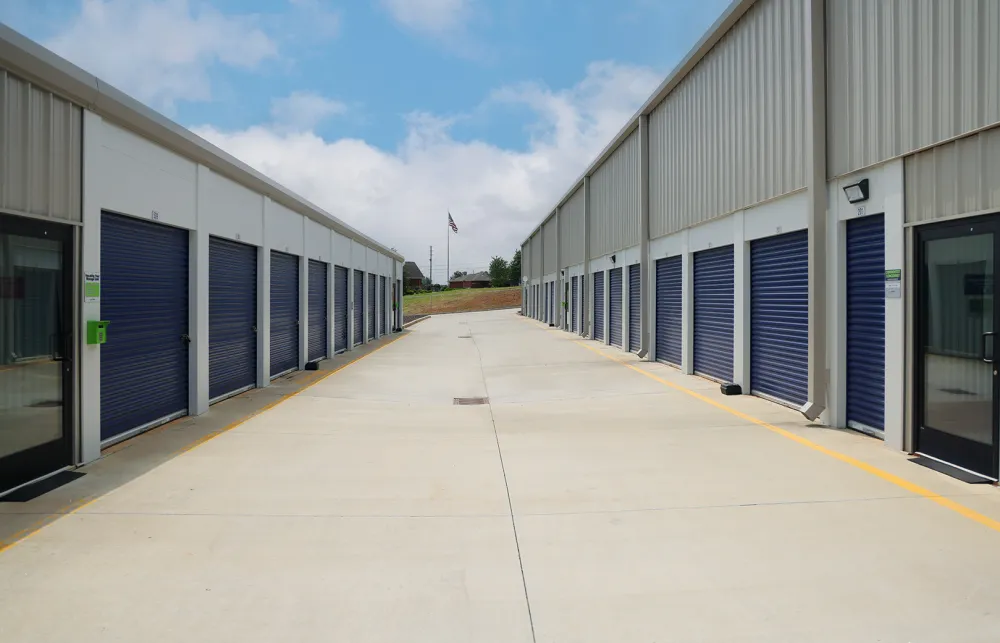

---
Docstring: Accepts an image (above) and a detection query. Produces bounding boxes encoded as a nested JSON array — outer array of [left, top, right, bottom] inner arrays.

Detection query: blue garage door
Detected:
[[656, 256, 682, 366], [543, 282, 548, 323], [751, 231, 808, 406], [334, 266, 348, 353], [550, 282, 556, 324], [593, 271, 605, 342], [628, 264, 641, 353], [693, 246, 734, 381], [209, 237, 257, 403], [609, 267, 623, 347], [270, 251, 299, 377], [353, 270, 364, 346], [368, 273, 377, 339], [380, 276, 387, 336], [308, 259, 328, 362], [101, 212, 189, 442], [571, 276, 578, 333], [847, 214, 885, 433]]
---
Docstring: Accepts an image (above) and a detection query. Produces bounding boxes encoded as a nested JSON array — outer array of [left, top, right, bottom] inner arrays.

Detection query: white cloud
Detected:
[[270, 92, 348, 131], [45, 0, 278, 112], [193, 62, 662, 281], [380, 0, 472, 36]]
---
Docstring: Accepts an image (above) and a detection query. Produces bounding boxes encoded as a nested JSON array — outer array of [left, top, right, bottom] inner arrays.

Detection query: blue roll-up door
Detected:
[[750, 231, 808, 406], [847, 215, 885, 433], [693, 246, 734, 381], [543, 283, 549, 323], [380, 276, 387, 336], [550, 282, 555, 324], [609, 267, 623, 347], [209, 237, 257, 403], [655, 256, 682, 366], [368, 273, 377, 339], [101, 213, 189, 441], [571, 276, 578, 333], [593, 271, 605, 342], [270, 251, 299, 377], [353, 270, 364, 346], [628, 264, 641, 353], [308, 259, 328, 362], [334, 266, 348, 353]]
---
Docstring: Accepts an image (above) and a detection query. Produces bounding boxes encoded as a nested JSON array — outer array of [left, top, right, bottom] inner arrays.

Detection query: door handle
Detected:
[[181, 333, 192, 345], [982, 331, 996, 364]]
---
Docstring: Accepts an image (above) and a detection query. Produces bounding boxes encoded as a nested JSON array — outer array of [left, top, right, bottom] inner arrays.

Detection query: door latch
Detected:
[[181, 333, 192, 345]]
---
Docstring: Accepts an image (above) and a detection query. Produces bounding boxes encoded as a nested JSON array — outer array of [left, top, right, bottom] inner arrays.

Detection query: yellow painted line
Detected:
[[0, 333, 409, 555], [575, 340, 1000, 534]]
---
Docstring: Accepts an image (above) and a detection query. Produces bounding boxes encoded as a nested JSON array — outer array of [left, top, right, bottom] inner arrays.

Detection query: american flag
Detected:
[[448, 213, 458, 233]]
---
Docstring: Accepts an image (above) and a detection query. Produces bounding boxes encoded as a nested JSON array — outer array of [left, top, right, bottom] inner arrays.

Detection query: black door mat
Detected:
[[909, 455, 994, 484], [1, 471, 86, 502]]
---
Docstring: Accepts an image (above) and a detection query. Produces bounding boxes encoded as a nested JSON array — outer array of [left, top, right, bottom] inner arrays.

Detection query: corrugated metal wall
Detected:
[[905, 126, 1000, 224], [827, 0, 1000, 178], [521, 241, 529, 282], [531, 230, 542, 278], [0, 68, 82, 222], [590, 130, 640, 258], [560, 185, 585, 267], [543, 214, 558, 274], [648, 0, 806, 240]]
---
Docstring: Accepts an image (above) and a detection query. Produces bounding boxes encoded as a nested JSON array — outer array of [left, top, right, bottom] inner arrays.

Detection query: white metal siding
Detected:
[[590, 130, 640, 258], [531, 231, 542, 278], [560, 186, 585, 267], [543, 215, 558, 274], [521, 241, 530, 282], [0, 68, 82, 222], [648, 0, 806, 240], [905, 126, 1000, 223], [827, 0, 1000, 178]]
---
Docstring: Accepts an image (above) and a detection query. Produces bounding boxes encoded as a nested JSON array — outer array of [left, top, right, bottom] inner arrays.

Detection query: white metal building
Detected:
[[522, 0, 1000, 482], [0, 26, 404, 496]]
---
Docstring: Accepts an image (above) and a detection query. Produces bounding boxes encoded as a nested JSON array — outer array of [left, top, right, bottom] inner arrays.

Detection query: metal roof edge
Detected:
[[0, 24, 403, 262], [519, 0, 756, 247]]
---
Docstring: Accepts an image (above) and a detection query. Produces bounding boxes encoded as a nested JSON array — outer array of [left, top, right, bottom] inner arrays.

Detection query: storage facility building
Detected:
[[522, 0, 1000, 481], [0, 26, 404, 497]]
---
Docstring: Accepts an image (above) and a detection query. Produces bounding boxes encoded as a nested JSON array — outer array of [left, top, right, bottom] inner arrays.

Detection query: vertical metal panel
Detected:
[[560, 186, 586, 267], [269, 251, 300, 377], [334, 265, 348, 353], [209, 237, 257, 402], [590, 131, 641, 257], [655, 256, 683, 366], [308, 259, 328, 361], [593, 271, 605, 342], [368, 273, 377, 338], [847, 215, 886, 433], [628, 264, 641, 352], [571, 275, 579, 333], [543, 216, 557, 274], [750, 231, 809, 406], [353, 269, 364, 345], [905, 126, 1000, 223], [649, 0, 806, 239], [531, 231, 542, 278], [609, 267, 623, 347], [828, 0, 1000, 177], [0, 69, 82, 222], [101, 213, 189, 440], [380, 275, 387, 336], [693, 245, 734, 381]]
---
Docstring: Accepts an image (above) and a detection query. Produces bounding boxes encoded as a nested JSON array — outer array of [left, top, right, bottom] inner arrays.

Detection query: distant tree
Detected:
[[507, 249, 522, 286], [489, 256, 509, 287], [451, 270, 467, 280], [421, 277, 432, 289]]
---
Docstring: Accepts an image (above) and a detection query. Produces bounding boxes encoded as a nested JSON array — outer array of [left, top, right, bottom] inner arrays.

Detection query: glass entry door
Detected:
[[0, 214, 74, 494], [917, 217, 999, 479]]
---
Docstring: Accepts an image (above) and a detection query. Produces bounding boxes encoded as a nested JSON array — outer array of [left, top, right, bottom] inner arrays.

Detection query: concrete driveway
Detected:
[[3, 309, 1000, 642]]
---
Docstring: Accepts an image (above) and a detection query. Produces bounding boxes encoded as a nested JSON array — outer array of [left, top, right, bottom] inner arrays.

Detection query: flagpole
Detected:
[[446, 212, 450, 287]]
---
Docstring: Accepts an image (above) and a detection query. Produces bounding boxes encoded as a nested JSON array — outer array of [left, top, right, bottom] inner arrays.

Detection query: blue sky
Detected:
[[1, 0, 729, 279]]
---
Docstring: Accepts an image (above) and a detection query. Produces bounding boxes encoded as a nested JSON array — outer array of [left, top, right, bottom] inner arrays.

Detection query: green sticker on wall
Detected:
[[85, 273, 101, 302]]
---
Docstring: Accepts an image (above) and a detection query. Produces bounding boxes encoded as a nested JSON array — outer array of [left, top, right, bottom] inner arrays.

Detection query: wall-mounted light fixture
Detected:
[[610, 254, 617, 264], [842, 178, 870, 204]]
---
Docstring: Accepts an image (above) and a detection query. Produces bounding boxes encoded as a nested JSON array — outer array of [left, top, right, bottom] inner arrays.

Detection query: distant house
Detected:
[[403, 262, 425, 289], [449, 271, 491, 289]]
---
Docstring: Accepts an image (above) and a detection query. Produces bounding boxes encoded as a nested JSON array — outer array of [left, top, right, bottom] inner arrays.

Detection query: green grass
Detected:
[[403, 286, 521, 316]]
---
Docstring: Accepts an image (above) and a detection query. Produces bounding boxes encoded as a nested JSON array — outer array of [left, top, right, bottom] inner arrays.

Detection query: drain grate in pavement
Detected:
[[454, 397, 489, 405]]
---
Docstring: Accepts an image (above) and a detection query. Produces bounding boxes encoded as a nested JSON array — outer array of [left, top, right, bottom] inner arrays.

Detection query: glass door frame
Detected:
[[0, 212, 76, 494], [914, 213, 1000, 480]]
